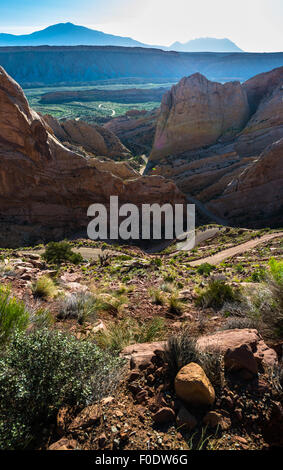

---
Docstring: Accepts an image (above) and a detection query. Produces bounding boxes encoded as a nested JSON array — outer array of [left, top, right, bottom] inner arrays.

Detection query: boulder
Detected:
[[196, 329, 278, 371], [203, 411, 231, 431], [152, 407, 175, 424], [121, 341, 166, 369], [174, 363, 215, 406]]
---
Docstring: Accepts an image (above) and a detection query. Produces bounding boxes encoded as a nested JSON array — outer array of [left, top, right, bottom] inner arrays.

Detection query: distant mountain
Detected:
[[0, 22, 151, 47], [170, 38, 243, 53]]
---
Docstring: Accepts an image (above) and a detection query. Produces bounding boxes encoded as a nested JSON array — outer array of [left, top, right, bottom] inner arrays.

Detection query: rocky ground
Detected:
[[1, 227, 282, 451]]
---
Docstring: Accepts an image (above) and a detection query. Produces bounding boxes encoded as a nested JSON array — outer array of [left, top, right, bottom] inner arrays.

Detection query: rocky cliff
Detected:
[[44, 115, 131, 160], [104, 109, 158, 156], [0, 67, 185, 247], [147, 67, 283, 227]]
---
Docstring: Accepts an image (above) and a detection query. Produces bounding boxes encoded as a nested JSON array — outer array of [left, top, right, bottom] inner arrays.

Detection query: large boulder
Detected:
[[174, 362, 215, 406], [0, 66, 186, 247], [196, 329, 278, 371]]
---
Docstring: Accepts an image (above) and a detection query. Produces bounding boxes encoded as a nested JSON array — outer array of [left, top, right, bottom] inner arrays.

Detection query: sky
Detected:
[[0, 0, 282, 52]]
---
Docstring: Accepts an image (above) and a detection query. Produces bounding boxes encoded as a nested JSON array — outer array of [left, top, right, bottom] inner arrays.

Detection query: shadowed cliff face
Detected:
[[0, 66, 185, 248], [146, 67, 283, 227]]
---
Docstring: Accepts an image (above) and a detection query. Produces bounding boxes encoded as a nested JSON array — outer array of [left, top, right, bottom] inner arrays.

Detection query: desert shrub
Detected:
[[58, 292, 97, 325], [164, 329, 223, 388], [0, 329, 124, 449], [168, 292, 184, 315], [197, 263, 215, 276], [42, 241, 83, 265], [32, 275, 57, 299], [195, 280, 238, 310], [94, 292, 128, 316], [0, 286, 29, 345], [221, 316, 258, 330], [249, 266, 267, 282], [95, 316, 165, 353], [151, 258, 162, 268], [149, 287, 166, 306], [235, 263, 245, 274], [164, 330, 198, 379]]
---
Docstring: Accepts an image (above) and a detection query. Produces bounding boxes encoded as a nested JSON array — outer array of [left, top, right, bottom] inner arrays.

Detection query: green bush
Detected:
[[42, 241, 83, 265], [0, 329, 124, 449], [197, 263, 215, 276], [195, 280, 238, 310], [249, 266, 267, 283], [0, 286, 29, 345], [269, 258, 283, 285]]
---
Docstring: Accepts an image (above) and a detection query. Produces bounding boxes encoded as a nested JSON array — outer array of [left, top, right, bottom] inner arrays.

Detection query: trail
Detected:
[[189, 232, 283, 266]]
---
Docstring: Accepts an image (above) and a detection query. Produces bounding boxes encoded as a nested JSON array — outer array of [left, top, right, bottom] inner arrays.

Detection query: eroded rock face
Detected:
[[150, 73, 250, 161], [0, 66, 186, 247], [44, 114, 131, 160], [207, 138, 283, 227], [104, 108, 158, 156], [146, 67, 283, 227]]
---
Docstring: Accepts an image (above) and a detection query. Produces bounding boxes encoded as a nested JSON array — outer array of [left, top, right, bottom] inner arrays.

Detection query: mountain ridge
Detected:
[[170, 37, 243, 52], [0, 22, 242, 52]]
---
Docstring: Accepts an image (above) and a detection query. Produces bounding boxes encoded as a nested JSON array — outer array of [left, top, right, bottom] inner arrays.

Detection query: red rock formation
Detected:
[[150, 73, 250, 161], [146, 67, 283, 226], [44, 114, 131, 160], [104, 108, 158, 156], [0, 67, 185, 247]]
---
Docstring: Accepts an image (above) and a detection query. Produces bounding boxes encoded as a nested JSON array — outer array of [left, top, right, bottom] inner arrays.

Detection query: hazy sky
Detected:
[[0, 0, 282, 51]]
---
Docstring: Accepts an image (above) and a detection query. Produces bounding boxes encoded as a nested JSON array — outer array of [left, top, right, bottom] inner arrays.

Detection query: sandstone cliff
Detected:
[[147, 67, 283, 227], [44, 114, 131, 160], [104, 109, 158, 156], [0, 67, 185, 247]]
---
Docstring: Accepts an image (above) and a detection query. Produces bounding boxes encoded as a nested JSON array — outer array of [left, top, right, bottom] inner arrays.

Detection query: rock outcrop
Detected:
[[104, 109, 158, 156], [150, 73, 250, 160], [0, 67, 186, 248], [196, 329, 278, 371], [146, 67, 283, 227], [44, 114, 131, 160]]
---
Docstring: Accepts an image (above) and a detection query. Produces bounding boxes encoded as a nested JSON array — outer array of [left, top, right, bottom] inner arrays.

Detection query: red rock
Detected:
[[121, 341, 166, 370], [196, 329, 278, 371], [224, 343, 258, 375], [68, 405, 101, 432], [203, 411, 231, 431], [48, 438, 79, 450], [152, 407, 175, 424]]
